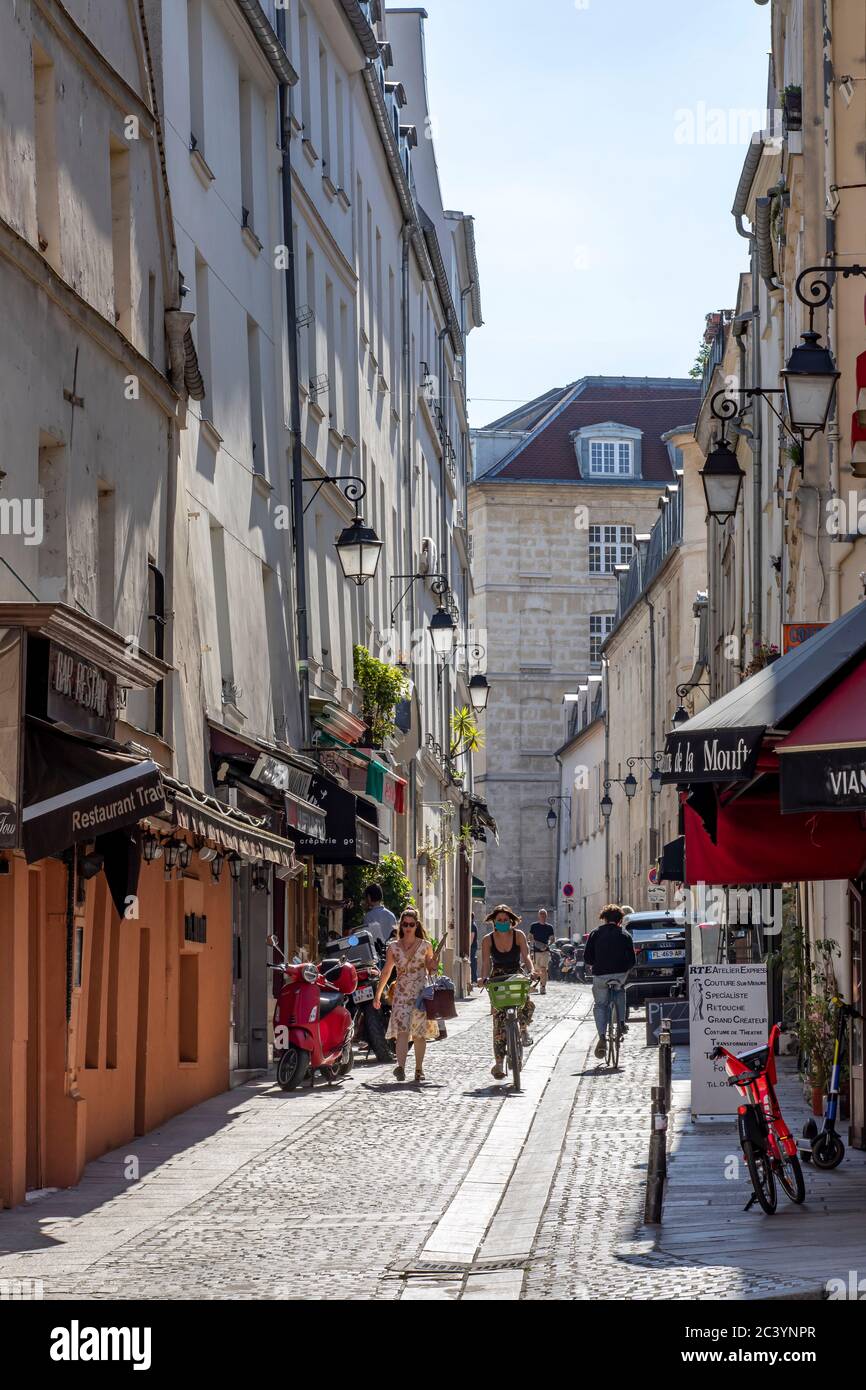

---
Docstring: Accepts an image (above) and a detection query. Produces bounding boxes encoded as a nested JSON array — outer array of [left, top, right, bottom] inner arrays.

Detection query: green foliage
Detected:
[[688, 342, 711, 380], [450, 706, 484, 756], [795, 938, 843, 1090], [343, 852, 415, 929], [353, 645, 409, 747]]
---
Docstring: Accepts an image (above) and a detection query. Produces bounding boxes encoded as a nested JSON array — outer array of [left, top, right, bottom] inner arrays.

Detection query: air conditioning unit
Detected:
[[418, 537, 436, 575]]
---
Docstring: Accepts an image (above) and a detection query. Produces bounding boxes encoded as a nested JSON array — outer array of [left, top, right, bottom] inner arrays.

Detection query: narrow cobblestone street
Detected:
[[0, 983, 839, 1302]]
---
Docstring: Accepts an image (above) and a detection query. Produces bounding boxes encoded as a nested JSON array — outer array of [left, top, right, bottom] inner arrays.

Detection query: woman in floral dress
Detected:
[[373, 906, 441, 1083]]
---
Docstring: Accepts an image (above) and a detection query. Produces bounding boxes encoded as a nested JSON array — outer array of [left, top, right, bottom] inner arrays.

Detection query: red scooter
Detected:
[[268, 935, 357, 1091]]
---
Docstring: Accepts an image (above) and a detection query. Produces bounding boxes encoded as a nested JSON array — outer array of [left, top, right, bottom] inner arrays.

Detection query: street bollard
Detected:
[[658, 1024, 672, 1111], [644, 1085, 668, 1225]]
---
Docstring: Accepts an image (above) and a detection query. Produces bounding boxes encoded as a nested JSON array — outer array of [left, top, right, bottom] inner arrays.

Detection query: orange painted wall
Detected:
[[0, 851, 233, 1207]]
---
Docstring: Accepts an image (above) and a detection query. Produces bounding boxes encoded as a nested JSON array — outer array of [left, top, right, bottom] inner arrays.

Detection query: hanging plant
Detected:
[[450, 706, 484, 758], [353, 645, 409, 747]]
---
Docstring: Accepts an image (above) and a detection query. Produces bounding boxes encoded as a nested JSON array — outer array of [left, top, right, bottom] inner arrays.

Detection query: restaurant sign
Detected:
[[782, 622, 827, 654], [780, 747, 866, 814], [47, 643, 115, 736], [661, 727, 764, 784]]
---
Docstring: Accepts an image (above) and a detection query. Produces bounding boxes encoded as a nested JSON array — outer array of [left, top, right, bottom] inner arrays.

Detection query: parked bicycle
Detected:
[[803, 996, 861, 1169], [486, 974, 532, 1092], [712, 1024, 805, 1214]]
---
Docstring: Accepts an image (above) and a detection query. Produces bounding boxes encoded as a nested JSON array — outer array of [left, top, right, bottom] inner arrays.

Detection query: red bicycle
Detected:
[[712, 1024, 806, 1214]]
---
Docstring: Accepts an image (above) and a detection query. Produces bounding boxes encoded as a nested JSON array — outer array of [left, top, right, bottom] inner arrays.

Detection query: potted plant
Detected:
[[798, 993, 838, 1113], [353, 645, 409, 748]]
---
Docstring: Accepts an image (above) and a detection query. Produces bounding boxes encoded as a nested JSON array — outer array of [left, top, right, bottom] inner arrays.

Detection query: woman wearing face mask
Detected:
[[479, 904, 535, 1080], [373, 906, 442, 1083]]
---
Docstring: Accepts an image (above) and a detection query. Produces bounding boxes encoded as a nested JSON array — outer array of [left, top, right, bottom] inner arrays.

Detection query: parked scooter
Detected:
[[269, 934, 358, 1090], [802, 996, 861, 1169], [322, 930, 394, 1064]]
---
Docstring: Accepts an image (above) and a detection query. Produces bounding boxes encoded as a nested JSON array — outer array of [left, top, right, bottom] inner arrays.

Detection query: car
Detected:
[[621, 911, 687, 1014]]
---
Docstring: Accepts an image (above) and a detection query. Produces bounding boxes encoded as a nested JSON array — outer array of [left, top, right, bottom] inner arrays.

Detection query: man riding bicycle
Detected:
[[583, 904, 635, 1060]]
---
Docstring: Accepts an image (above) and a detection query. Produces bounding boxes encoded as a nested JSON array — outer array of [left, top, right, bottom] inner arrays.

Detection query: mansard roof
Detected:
[[478, 377, 701, 483]]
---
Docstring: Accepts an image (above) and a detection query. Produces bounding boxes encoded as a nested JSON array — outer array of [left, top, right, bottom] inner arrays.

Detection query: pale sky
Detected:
[[418, 0, 771, 426]]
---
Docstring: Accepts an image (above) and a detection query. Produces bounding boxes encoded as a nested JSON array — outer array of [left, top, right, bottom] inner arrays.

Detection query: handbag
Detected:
[[424, 977, 457, 1020]]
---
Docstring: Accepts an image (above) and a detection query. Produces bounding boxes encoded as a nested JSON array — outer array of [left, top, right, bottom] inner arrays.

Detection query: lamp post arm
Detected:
[[301, 473, 367, 517]]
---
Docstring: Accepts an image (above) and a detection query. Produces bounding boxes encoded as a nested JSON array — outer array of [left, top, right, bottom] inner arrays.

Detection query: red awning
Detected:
[[683, 796, 866, 886], [777, 661, 866, 814]]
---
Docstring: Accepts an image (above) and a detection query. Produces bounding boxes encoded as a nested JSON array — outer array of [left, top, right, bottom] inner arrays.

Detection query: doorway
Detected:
[[231, 871, 249, 1071], [25, 870, 44, 1191]]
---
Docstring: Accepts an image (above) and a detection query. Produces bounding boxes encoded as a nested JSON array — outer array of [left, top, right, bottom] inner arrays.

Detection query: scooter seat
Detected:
[[318, 990, 344, 1018]]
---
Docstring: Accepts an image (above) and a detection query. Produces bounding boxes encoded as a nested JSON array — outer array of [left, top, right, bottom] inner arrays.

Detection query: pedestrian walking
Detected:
[[470, 913, 478, 984], [583, 904, 636, 1059], [373, 906, 441, 1083], [479, 904, 535, 1080], [527, 907, 554, 993], [362, 882, 397, 949]]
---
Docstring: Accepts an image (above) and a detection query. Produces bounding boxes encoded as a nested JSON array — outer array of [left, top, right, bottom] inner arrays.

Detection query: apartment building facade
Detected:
[[469, 378, 700, 925]]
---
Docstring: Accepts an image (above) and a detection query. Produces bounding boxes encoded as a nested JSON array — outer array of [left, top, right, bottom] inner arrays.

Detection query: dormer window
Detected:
[[589, 439, 633, 476], [573, 422, 643, 479]]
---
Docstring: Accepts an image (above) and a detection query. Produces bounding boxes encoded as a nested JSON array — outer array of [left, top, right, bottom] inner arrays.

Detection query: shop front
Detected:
[[662, 601, 866, 1148], [208, 727, 321, 1073]]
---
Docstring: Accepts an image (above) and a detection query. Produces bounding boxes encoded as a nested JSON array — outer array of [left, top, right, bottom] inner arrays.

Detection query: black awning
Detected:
[[297, 775, 379, 865], [22, 718, 165, 863], [662, 602, 866, 785], [170, 791, 297, 868], [658, 836, 685, 884]]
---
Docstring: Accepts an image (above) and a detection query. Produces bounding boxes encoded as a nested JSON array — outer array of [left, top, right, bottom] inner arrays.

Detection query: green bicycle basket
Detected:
[[486, 974, 531, 1010]]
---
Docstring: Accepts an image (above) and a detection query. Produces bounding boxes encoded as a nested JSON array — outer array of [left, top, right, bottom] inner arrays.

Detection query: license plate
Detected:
[[353, 986, 374, 1003], [649, 949, 685, 961]]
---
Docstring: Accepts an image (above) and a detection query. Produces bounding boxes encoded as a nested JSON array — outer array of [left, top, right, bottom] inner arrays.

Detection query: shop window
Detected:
[[179, 955, 199, 1063], [183, 913, 207, 944]]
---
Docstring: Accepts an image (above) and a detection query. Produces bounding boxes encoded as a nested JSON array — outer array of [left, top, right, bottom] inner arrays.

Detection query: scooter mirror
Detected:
[[267, 934, 281, 948]]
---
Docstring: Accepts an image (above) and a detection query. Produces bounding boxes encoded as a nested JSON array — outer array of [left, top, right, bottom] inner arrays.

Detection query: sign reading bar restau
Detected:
[[689, 963, 768, 1118], [661, 726, 764, 785]]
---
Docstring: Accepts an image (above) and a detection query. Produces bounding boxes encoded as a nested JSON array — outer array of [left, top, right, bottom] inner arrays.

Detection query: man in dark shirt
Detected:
[[583, 904, 636, 1057], [527, 908, 555, 994]]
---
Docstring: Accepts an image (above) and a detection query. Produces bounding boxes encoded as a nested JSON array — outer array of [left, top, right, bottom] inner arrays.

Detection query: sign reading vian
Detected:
[[780, 746, 866, 814], [688, 963, 768, 1118], [661, 726, 764, 784]]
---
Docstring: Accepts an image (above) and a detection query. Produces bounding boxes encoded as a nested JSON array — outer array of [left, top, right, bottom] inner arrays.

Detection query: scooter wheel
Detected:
[[277, 1047, 310, 1091], [811, 1132, 846, 1170]]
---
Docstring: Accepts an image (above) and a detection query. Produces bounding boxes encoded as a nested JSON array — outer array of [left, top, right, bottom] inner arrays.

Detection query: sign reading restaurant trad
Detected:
[[661, 726, 764, 784]]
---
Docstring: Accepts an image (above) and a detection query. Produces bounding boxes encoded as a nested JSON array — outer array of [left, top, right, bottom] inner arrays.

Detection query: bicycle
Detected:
[[486, 974, 532, 1092], [712, 1024, 805, 1215], [605, 978, 626, 1069]]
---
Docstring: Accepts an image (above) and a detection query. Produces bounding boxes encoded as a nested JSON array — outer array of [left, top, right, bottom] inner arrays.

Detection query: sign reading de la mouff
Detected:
[[688, 963, 768, 1117], [661, 726, 764, 784]]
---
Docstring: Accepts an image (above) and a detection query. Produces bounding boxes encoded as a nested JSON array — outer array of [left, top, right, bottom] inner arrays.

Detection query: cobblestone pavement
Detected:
[[0, 984, 825, 1300]]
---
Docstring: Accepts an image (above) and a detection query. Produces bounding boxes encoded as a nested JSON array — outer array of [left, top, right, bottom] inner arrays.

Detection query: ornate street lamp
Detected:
[[600, 791, 613, 821], [672, 682, 710, 730], [468, 672, 490, 713], [780, 264, 866, 438], [429, 603, 456, 659], [302, 475, 382, 586], [546, 796, 571, 830], [623, 772, 638, 801]]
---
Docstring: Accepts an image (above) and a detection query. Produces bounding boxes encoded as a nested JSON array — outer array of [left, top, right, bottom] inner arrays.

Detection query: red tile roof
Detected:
[[489, 379, 700, 483]]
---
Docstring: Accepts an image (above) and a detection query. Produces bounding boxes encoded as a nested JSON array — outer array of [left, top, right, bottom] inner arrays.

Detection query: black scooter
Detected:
[[802, 997, 861, 1169]]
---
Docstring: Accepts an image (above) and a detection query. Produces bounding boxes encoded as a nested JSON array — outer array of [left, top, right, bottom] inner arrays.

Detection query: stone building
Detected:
[[469, 378, 700, 923]]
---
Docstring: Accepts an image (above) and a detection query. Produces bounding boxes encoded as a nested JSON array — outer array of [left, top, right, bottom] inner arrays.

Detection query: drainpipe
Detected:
[[644, 590, 657, 865], [602, 656, 611, 898], [276, 22, 310, 747], [824, 0, 852, 620], [733, 166, 762, 656], [554, 751, 564, 909], [401, 224, 418, 860]]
